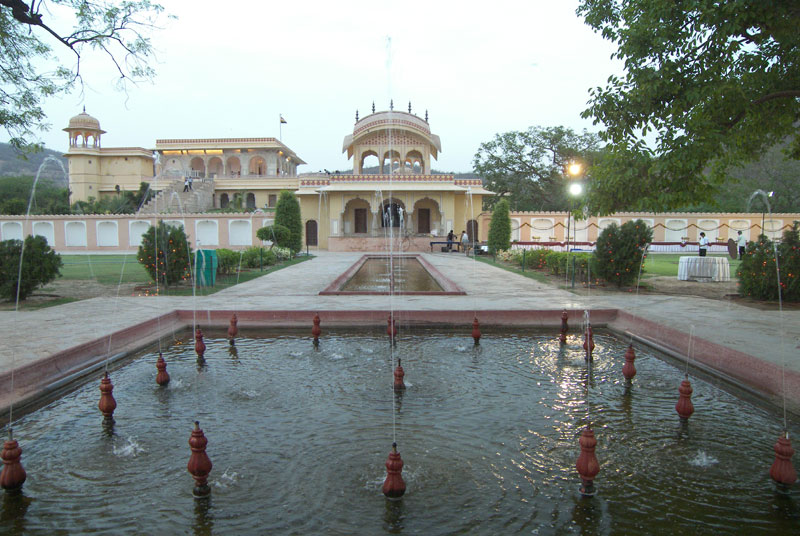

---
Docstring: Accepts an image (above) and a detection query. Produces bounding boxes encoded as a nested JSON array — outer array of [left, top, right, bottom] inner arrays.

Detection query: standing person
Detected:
[[447, 230, 455, 252], [698, 232, 708, 257], [183, 177, 189, 192], [188, 176, 193, 191], [737, 230, 747, 259], [461, 230, 469, 255]]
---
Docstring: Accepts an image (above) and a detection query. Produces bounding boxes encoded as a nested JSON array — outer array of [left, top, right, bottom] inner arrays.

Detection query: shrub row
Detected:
[[496, 219, 653, 288], [214, 246, 294, 274], [502, 248, 594, 281]]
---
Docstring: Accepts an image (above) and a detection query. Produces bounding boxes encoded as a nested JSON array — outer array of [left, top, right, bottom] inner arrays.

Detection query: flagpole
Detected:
[[279, 113, 282, 142]]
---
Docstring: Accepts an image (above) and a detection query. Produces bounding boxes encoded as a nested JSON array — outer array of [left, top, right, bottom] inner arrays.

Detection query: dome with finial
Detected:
[[64, 107, 105, 134]]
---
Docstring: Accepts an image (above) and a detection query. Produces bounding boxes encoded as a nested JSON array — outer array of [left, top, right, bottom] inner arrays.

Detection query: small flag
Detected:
[[280, 115, 287, 124]]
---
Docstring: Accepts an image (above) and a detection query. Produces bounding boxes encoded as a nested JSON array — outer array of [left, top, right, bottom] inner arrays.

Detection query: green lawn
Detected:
[[643, 253, 741, 278], [57, 253, 311, 295], [59, 255, 149, 284]]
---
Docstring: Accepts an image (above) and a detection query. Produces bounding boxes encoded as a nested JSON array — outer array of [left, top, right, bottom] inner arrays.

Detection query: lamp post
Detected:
[[566, 163, 583, 287], [761, 191, 774, 238]]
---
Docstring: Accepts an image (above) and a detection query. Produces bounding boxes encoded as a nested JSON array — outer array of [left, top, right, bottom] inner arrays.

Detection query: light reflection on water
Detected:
[[341, 257, 444, 292], [0, 328, 798, 534]]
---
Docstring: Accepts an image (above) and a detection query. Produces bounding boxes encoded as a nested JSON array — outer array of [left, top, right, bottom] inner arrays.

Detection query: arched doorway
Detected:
[[306, 220, 318, 246], [220, 193, 229, 208], [382, 202, 402, 228], [246, 193, 256, 210], [467, 220, 479, 242]]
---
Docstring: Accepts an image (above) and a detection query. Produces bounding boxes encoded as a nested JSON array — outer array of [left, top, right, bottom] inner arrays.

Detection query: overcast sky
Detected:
[[16, 0, 621, 174]]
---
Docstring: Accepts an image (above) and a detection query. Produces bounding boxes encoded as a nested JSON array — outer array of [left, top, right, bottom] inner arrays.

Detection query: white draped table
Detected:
[[677, 256, 731, 282]]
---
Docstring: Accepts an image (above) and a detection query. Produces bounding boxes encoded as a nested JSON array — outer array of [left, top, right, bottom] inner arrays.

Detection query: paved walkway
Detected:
[[1, 251, 798, 407]]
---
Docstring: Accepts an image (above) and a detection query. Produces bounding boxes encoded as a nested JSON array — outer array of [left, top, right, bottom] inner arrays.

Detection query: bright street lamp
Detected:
[[565, 166, 584, 288]]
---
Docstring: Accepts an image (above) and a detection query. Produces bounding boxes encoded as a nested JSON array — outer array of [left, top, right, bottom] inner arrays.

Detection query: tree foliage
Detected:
[[593, 219, 652, 287], [675, 142, 800, 213], [473, 126, 602, 211], [71, 182, 153, 214], [0, 235, 62, 301], [274, 190, 302, 252], [256, 224, 291, 249], [0, 0, 168, 152], [136, 221, 192, 287], [577, 1, 800, 214], [487, 198, 511, 254], [0, 175, 69, 214]]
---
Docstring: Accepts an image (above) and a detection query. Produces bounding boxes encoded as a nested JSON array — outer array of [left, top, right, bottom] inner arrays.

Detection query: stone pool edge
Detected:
[[319, 254, 466, 295]]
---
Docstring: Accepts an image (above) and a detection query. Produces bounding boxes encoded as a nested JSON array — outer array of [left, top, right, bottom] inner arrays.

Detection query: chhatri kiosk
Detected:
[[297, 108, 492, 251]]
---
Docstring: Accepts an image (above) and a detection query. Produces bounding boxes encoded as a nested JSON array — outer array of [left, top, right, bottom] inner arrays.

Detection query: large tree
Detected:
[[473, 126, 602, 211], [0, 0, 167, 151], [577, 1, 800, 214]]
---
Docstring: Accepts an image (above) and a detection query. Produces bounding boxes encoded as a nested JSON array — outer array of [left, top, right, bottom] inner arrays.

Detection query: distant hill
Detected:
[[0, 143, 69, 186]]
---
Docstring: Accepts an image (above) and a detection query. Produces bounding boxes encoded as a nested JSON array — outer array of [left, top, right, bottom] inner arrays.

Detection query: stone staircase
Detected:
[[139, 177, 215, 213]]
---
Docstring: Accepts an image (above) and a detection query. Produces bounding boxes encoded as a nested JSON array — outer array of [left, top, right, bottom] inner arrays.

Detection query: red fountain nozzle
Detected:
[[228, 313, 238, 343], [622, 344, 637, 381], [472, 317, 481, 344], [312, 313, 322, 342], [98, 371, 117, 421], [559, 310, 569, 344], [187, 421, 213, 498], [0, 429, 26, 493], [156, 352, 170, 386], [382, 442, 406, 499], [770, 432, 797, 492], [675, 378, 694, 420], [576, 427, 600, 496], [394, 358, 406, 391], [195, 328, 206, 358]]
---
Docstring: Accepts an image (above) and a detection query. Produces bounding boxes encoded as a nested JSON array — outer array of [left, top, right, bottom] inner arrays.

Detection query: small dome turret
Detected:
[[63, 107, 106, 148]]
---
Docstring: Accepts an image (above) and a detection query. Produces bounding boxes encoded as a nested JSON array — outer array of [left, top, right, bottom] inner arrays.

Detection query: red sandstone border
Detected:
[[319, 254, 466, 295]]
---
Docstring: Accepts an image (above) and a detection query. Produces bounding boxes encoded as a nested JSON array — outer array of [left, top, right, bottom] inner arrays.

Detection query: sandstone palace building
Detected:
[[0, 107, 795, 253]]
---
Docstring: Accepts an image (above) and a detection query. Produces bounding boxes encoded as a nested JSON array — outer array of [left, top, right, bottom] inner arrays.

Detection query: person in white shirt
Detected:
[[737, 231, 747, 259], [698, 232, 709, 257]]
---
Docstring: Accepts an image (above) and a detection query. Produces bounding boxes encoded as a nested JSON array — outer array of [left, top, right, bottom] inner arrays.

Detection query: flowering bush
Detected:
[[593, 220, 652, 287], [494, 249, 516, 262], [0, 236, 62, 300], [137, 222, 192, 286], [273, 246, 293, 261], [738, 222, 800, 301]]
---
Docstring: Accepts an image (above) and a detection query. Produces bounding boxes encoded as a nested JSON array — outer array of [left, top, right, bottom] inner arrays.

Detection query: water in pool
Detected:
[[1, 328, 797, 534]]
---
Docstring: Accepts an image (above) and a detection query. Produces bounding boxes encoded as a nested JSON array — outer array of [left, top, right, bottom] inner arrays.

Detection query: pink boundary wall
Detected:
[[319, 254, 466, 295], [1, 308, 797, 417]]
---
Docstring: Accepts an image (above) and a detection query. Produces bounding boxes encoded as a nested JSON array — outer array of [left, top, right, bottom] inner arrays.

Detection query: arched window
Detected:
[[220, 193, 229, 208], [246, 193, 256, 210]]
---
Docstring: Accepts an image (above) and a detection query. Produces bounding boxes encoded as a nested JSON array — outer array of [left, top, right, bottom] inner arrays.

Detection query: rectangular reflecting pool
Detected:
[[320, 254, 465, 295], [1, 327, 797, 534]]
